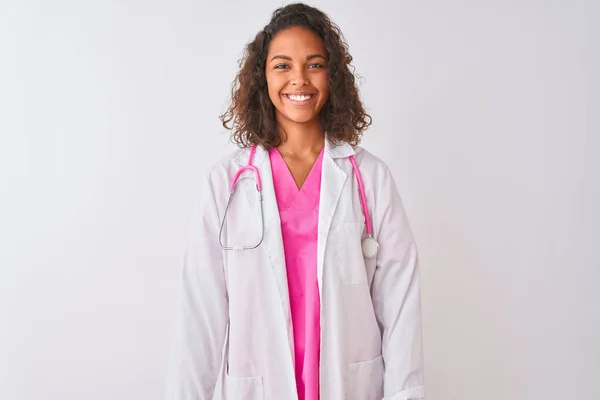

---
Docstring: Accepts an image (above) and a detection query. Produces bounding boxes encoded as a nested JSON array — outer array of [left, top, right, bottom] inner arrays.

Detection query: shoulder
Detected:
[[202, 147, 249, 190], [352, 145, 392, 178], [210, 147, 247, 171]]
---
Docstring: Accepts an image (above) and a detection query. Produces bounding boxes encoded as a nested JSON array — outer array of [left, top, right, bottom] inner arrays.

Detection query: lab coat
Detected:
[[166, 140, 425, 400]]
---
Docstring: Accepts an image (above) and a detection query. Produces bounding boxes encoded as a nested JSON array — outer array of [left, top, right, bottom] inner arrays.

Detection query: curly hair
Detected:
[[219, 3, 372, 149]]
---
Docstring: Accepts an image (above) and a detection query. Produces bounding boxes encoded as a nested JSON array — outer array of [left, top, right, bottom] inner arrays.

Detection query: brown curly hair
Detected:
[[219, 3, 372, 150]]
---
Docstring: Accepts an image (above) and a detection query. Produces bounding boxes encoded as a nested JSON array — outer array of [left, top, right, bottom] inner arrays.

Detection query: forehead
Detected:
[[267, 26, 326, 57]]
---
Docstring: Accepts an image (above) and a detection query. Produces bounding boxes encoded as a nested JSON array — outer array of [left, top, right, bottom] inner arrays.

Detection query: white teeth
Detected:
[[287, 94, 312, 101]]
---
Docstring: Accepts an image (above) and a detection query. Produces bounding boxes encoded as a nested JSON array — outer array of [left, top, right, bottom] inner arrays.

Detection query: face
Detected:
[[265, 26, 330, 127]]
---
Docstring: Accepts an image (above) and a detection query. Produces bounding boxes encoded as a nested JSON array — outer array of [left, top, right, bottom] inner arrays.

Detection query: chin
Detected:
[[283, 111, 319, 124]]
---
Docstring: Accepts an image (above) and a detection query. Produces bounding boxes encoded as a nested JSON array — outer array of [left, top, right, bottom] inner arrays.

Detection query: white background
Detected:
[[1, 0, 598, 399]]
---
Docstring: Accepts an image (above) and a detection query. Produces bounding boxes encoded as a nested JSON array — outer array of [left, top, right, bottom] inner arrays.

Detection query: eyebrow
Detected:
[[270, 54, 327, 62]]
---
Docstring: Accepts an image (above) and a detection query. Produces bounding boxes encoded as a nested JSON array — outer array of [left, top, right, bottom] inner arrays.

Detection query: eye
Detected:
[[274, 64, 289, 69], [308, 63, 324, 69]]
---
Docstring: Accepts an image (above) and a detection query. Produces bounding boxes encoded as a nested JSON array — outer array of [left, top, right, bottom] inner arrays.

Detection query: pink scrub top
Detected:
[[269, 147, 324, 400]]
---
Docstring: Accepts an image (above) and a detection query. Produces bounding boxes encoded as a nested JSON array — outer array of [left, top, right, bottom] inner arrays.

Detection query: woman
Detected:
[[167, 3, 425, 399]]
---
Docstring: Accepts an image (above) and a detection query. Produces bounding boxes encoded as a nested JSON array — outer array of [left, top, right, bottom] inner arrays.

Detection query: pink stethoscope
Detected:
[[218, 145, 380, 259]]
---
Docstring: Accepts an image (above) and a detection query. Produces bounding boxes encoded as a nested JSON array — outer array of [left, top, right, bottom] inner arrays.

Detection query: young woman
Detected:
[[167, 3, 424, 400]]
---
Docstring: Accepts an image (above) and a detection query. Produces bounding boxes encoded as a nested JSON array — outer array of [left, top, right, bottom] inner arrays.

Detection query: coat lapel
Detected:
[[236, 146, 295, 357], [317, 140, 355, 297]]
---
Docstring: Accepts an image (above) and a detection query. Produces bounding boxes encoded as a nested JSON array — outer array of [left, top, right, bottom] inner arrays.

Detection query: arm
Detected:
[[166, 175, 229, 400], [371, 166, 425, 400]]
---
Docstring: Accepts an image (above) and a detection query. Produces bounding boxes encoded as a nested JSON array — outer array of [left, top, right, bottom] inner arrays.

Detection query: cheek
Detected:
[[315, 75, 330, 98], [266, 86, 278, 105], [266, 74, 284, 103]]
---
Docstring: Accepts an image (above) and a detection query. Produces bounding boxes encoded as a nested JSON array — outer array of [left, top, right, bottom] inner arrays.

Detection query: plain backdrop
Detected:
[[1, 0, 598, 399]]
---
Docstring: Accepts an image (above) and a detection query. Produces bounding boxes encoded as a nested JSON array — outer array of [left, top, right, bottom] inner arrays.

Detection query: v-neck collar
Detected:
[[269, 147, 324, 211], [270, 147, 324, 192]]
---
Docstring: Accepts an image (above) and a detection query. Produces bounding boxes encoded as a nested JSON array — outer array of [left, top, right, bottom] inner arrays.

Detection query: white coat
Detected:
[[166, 140, 425, 400]]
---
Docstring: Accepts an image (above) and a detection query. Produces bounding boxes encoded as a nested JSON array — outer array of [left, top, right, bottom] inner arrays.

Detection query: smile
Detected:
[[283, 93, 315, 105]]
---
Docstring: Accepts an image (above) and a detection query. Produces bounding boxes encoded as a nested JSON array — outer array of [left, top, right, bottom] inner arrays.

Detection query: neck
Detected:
[[277, 118, 325, 158]]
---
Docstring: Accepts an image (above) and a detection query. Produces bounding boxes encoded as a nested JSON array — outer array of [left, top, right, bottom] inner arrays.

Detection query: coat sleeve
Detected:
[[371, 165, 425, 400], [166, 174, 229, 400]]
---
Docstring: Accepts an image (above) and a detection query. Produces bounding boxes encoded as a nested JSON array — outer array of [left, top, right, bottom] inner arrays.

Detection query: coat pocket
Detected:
[[224, 372, 264, 400], [347, 354, 384, 400], [335, 222, 369, 284]]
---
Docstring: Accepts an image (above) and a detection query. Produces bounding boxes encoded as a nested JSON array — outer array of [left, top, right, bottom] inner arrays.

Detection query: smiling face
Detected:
[[265, 26, 330, 128]]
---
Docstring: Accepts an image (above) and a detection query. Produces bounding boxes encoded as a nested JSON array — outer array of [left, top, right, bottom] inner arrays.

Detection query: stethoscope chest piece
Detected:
[[361, 236, 379, 259]]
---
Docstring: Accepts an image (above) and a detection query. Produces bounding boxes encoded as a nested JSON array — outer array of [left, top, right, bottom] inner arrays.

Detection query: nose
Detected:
[[290, 68, 309, 87]]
